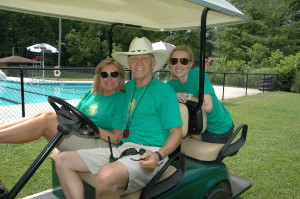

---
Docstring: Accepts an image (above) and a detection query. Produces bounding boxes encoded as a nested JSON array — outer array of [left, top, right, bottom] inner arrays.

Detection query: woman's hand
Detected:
[[176, 92, 189, 103]]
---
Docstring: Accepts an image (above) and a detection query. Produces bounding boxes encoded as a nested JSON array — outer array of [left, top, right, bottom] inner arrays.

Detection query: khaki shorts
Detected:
[[77, 142, 168, 195], [56, 130, 112, 151]]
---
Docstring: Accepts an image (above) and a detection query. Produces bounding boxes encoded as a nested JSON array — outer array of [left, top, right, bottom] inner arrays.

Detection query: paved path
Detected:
[[213, 85, 263, 100]]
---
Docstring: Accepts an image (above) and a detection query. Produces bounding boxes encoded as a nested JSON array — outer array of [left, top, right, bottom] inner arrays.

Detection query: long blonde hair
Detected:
[[92, 58, 125, 94]]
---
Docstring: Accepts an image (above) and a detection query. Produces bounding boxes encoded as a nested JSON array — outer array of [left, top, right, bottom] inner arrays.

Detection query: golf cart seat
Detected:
[[180, 101, 248, 162]]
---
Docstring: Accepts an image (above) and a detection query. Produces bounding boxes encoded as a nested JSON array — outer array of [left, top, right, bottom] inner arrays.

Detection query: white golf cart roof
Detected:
[[0, 0, 248, 30]]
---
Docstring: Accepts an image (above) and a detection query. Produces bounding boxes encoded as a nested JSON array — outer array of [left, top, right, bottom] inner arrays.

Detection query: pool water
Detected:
[[0, 80, 92, 106]]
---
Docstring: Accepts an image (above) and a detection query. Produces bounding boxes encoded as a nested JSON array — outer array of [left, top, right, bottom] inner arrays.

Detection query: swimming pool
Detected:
[[0, 80, 92, 106]]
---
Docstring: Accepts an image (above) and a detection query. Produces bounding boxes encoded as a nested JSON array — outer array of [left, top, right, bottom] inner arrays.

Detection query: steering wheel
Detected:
[[48, 96, 99, 138]]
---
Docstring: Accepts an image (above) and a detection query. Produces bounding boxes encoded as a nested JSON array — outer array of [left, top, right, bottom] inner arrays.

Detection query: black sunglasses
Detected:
[[118, 148, 146, 160], [100, 71, 119, 78], [170, 58, 190, 65]]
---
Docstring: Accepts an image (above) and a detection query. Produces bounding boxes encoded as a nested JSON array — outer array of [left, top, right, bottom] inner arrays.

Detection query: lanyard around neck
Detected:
[[125, 78, 153, 128]]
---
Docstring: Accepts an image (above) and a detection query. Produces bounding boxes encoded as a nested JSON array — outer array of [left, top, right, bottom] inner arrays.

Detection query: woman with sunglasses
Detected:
[[167, 45, 234, 144], [0, 58, 126, 149]]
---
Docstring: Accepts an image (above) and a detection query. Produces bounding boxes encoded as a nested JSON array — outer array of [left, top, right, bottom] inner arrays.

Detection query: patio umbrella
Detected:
[[27, 43, 58, 78], [27, 43, 58, 53], [152, 41, 175, 53]]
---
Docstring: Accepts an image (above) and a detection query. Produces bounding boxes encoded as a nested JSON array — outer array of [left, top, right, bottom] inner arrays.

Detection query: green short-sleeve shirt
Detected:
[[77, 90, 125, 132], [122, 78, 182, 146], [167, 67, 232, 134]]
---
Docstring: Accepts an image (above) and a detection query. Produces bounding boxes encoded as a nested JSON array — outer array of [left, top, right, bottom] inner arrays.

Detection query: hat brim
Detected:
[[112, 50, 169, 72]]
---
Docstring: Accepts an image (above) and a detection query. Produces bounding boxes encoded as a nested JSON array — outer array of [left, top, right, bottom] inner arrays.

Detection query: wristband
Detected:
[[154, 151, 163, 161], [185, 93, 192, 100]]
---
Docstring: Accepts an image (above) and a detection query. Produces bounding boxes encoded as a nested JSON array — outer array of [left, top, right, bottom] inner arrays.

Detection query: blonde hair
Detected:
[[92, 58, 125, 94]]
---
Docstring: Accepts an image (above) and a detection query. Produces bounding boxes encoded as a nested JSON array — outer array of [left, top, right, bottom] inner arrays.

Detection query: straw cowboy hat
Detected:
[[112, 37, 169, 72]]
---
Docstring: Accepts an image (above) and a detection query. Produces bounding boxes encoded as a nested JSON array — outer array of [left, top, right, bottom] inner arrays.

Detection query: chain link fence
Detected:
[[0, 67, 276, 124]]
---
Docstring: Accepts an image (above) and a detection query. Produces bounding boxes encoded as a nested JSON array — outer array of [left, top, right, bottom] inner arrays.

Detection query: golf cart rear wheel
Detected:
[[204, 182, 231, 199]]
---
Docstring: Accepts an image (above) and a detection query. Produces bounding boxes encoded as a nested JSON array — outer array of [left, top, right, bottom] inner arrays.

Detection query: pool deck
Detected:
[[4, 76, 93, 84]]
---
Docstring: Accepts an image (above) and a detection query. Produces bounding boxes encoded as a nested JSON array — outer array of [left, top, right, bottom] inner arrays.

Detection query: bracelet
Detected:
[[154, 151, 163, 161], [185, 93, 192, 100]]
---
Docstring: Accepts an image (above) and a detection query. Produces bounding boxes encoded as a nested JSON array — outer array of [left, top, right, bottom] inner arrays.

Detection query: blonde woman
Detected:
[[0, 58, 126, 149], [167, 45, 234, 143]]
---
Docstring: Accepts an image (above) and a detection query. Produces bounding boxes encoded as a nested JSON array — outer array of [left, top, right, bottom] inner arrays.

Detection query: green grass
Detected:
[[0, 91, 299, 198], [0, 138, 53, 198], [223, 92, 300, 199]]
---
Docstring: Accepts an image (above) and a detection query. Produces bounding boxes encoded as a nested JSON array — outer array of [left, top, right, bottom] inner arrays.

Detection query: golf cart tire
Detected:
[[203, 181, 231, 199]]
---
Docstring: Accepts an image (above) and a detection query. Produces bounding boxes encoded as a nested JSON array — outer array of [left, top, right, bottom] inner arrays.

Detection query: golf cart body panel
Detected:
[[156, 158, 230, 199]]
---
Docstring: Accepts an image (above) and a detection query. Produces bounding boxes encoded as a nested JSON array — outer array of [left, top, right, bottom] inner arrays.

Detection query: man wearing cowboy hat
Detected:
[[56, 37, 182, 199]]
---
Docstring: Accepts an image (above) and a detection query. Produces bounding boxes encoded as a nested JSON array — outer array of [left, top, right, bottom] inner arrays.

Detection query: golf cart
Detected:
[[0, 0, 252, 198]]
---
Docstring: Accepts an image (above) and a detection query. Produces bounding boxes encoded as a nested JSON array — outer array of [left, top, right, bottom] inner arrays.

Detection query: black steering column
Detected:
[[0, 96, 99, 199]]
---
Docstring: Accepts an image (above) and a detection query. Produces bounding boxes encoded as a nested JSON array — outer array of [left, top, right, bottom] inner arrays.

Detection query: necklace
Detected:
[[123, 78, 153, 139]]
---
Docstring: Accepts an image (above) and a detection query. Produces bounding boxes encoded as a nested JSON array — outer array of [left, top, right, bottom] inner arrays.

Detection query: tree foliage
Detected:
[[0, 0, 299, 72], [276, 52, 300, 92], [212, 0, 300, 61], [65, 23, 109, 67]]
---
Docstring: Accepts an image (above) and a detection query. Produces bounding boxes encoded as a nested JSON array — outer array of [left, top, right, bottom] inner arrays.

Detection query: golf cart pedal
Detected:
[[0, 181, 9, 198]]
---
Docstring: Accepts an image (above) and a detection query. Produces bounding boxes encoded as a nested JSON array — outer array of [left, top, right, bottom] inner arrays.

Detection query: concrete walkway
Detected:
[[213, 85, 263, 100]]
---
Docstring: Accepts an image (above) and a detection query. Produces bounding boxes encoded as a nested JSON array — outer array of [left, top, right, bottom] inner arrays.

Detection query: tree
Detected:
[[0, 10, 78, 66], [65, 22, 110, 67], [211, 0, 300, 64]]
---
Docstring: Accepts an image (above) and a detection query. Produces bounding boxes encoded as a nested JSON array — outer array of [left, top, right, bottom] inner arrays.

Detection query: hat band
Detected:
[[130, 49, 149, 53]]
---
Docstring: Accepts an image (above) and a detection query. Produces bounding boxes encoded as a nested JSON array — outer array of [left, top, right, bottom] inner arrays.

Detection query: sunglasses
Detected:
[[118, 148, 146, 160], [170, 58, 190, 65], [100, 71, 119, 78]]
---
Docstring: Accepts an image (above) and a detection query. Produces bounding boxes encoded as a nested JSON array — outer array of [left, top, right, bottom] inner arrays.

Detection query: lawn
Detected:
[[0, 91, 299, 198], [223, 91, 300, 199]]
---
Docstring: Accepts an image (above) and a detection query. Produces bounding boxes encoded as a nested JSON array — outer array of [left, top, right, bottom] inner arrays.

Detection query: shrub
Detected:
[[214, 56, 249, 72], [269, 50, 284, 68], [291, 77, 300, 93], [246, 43, 270, 69], [275, 52, 300, 92]]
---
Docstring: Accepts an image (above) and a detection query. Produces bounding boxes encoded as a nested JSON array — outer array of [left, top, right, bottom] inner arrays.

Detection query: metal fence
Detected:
[[0, 67, 277, 124], [207, 71, 278, 100]]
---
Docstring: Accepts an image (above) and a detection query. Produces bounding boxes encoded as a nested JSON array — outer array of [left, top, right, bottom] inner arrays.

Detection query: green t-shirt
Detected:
[[76, 90, 125, 132], [167, 67, 232, 134], [122, 78, 182, 146]]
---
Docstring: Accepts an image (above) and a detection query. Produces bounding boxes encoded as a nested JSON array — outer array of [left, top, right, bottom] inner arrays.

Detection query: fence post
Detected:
[[20, 68, 25, 117], [245, 73, 249, 96], [222, 73, 226, 100], [262, 74, 266, 93]]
